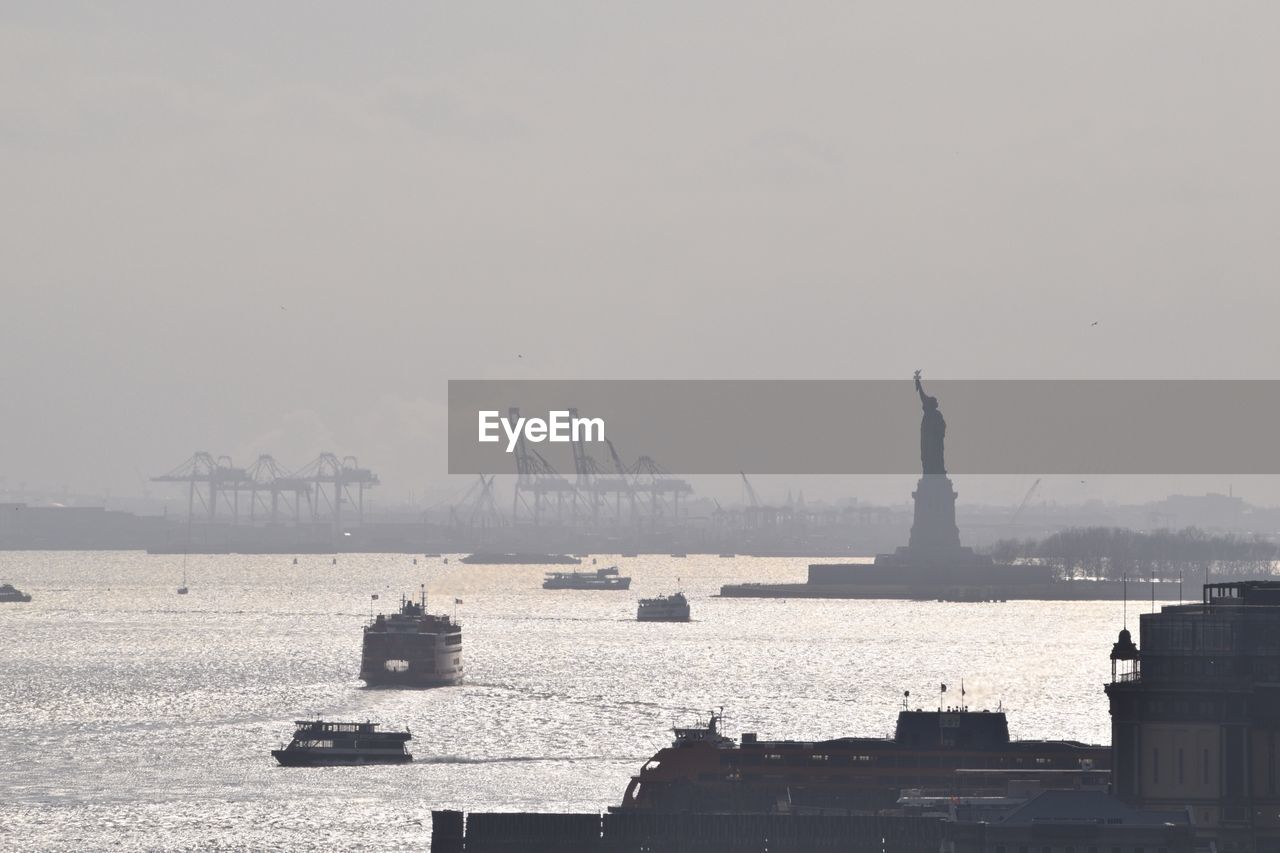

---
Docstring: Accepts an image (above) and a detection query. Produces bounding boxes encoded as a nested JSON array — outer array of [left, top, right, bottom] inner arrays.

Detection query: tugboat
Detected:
[[0, 583, 31, 603], [543, 566, 632, 590], [272, 720, 412, 766], [360, 587, 463, 687], [617, 701, 1110, 813], [637, 591, 691, 622]]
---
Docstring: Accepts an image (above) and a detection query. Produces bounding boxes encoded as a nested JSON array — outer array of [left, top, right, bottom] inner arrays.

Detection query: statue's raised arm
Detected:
[[914, 370, 927, 405]]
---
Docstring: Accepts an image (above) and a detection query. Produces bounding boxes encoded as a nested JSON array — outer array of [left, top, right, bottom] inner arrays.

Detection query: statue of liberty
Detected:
[[914, 370, 946, 476]]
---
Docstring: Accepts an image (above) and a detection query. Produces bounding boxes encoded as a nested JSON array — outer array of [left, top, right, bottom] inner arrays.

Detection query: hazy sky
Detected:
[[3, 3, 1279, 507]]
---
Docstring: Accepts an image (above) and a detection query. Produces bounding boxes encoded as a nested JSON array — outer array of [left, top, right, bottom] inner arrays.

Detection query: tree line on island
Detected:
[[986, 527, 1279, 581]]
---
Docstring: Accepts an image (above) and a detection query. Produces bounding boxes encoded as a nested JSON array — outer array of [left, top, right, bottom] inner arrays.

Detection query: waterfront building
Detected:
[[1106, 581, 1280, 852]]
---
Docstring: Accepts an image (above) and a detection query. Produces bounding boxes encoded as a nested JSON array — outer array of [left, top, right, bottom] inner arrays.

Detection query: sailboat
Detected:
[[177, 510, 191, 595]]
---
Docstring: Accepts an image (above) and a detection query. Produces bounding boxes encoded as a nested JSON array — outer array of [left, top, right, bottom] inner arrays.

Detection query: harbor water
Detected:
[[0, 552, 1130, 851]]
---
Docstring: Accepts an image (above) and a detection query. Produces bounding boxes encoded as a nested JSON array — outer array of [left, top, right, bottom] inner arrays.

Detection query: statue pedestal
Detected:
[[872, 474, 990, 576], [908, 475, 961, 552]]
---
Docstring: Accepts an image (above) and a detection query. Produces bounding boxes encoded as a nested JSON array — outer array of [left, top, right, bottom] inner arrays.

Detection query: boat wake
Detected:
[[415, 754, 636, 765]]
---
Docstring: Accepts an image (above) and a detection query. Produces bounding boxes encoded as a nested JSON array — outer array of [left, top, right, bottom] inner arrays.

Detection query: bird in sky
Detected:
[[1090, 321, 1098, 326]]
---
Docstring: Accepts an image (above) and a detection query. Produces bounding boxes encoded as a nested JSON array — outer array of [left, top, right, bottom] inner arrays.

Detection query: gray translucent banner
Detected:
[[448, 380, 1280, 475]]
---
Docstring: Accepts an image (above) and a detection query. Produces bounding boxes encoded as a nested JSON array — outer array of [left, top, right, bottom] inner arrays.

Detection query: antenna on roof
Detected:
[[1122, 575, 1127, 630]]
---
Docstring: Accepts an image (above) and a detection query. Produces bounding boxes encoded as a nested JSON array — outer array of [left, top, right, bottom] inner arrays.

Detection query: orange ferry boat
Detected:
[[618, 705, 1109, 813]]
